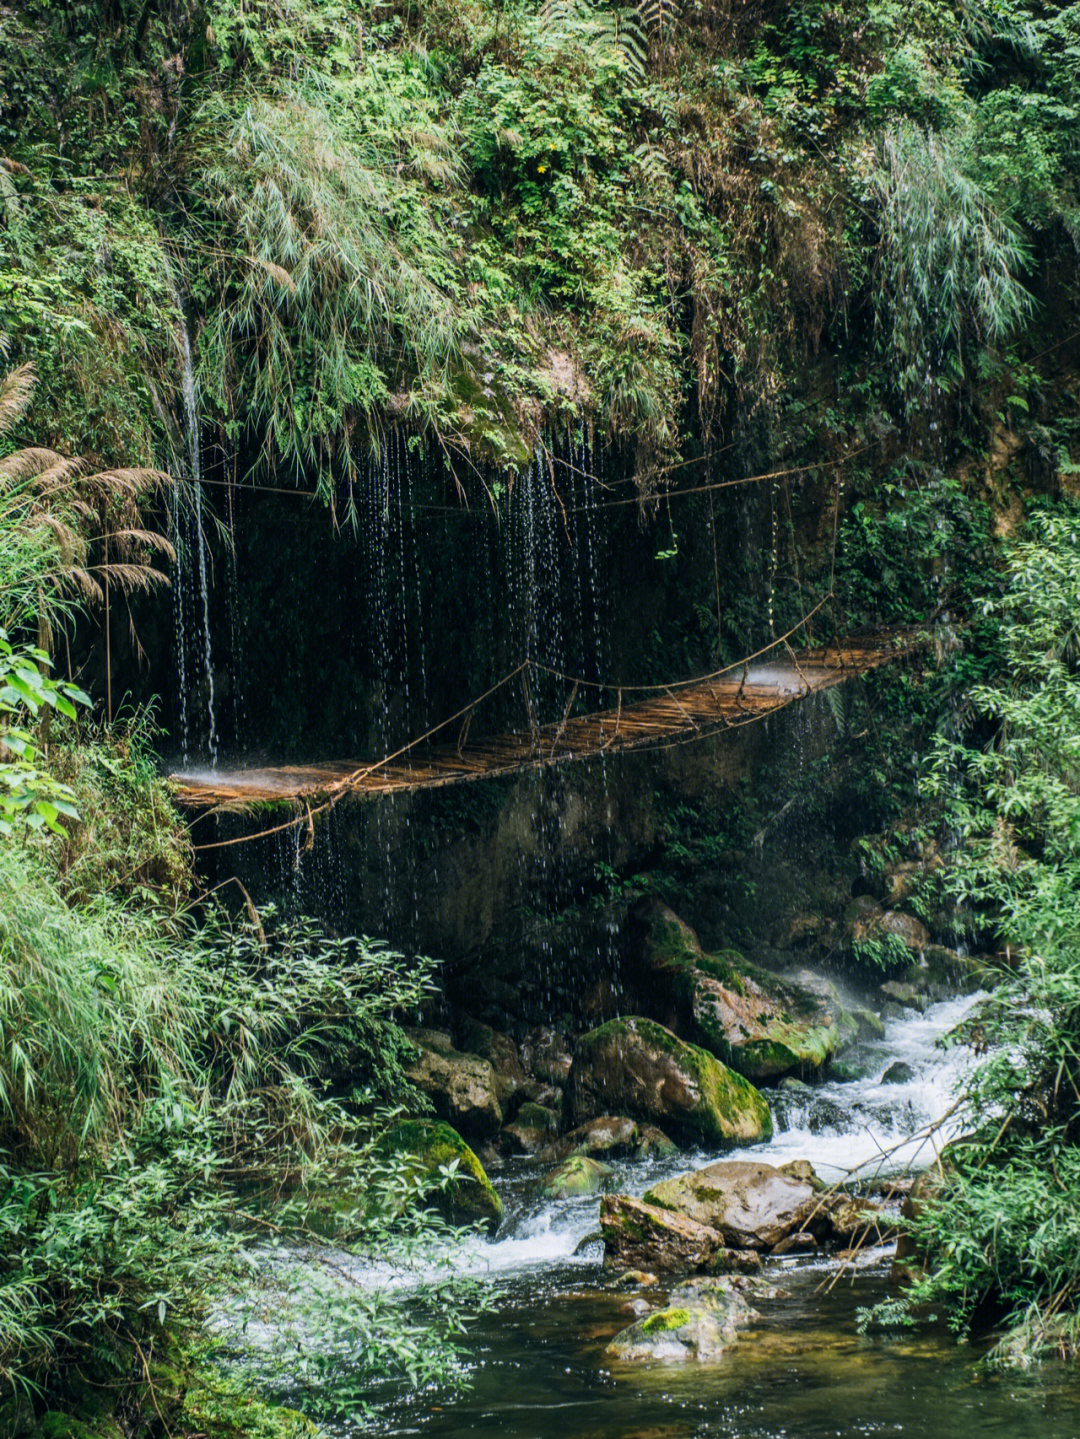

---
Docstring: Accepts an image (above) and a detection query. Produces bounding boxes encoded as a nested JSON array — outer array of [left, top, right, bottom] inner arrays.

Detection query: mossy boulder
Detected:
[[453, 1019, 529, 1111], [515, 1101, 559, 1132], [644, 1159, 822, 1251], [636, 1124, 679, 1159], [600, 1193, 727, 1272], [537, 1154, 613, 1198], [851, 1005, 886, 1039], [570, 1016, 772, 1146], [605, 1276, 756, 1363], [378, 1118, 504, 1233], [628, 899, 858, 1082], [502, 1101, 560, 1154], [404, 1030, 503, 1138]]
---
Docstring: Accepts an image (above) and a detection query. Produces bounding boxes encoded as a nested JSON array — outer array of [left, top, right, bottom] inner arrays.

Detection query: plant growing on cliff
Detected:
[[873, 121, 1033, 414]]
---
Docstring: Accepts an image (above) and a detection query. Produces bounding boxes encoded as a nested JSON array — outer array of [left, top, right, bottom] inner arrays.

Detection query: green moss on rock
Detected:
[[379, 1118, 504, 1233], [537, 1154, 613, 1198], [641, 1306, 692, 1334], [630, 899, 859, 1082], [571, 1017, 772, 1146]]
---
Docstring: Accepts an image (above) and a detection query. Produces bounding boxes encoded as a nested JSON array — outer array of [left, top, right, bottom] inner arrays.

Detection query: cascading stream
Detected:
[[430, 988, 983, 1281]]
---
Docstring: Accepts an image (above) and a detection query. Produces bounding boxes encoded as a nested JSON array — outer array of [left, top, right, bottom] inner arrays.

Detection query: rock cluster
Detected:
[[627, 898, 861, 1081], [602, 1159, 894, 1269]]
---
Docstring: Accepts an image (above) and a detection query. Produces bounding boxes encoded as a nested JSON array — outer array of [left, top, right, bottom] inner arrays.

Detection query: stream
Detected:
[[238, 994, 1080, 1437]]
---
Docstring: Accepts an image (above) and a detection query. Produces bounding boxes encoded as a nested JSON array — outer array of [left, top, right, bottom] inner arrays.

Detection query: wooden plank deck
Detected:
[[170, 635, 911, 810]]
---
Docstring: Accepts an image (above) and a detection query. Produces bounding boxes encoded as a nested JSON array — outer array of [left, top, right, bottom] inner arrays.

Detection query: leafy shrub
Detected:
[[879, 506, 1080, 1361]]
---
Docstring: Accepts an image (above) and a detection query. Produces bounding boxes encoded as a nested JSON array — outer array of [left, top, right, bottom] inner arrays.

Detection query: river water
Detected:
[[238, 994, 1080, 1437]]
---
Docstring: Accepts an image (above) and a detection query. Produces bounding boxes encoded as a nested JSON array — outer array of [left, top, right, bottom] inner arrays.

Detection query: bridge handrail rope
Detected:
[[184, 595, 916, 854]]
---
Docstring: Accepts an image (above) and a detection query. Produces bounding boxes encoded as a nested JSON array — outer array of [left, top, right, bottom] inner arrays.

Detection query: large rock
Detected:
[[453, 1018, 529, 1112], [644, 1159, 821, 1250], [570, 1017, 772, 1146], [605, 1276, 759, 1363], [628, 900, 858, 1081], [538, 1155, 613, 1199], [600, 1194, 727, 1272], [405, 1030, 503, 1138], [644, 1158, 892, 1253], [378, 1119, 504, 1233]]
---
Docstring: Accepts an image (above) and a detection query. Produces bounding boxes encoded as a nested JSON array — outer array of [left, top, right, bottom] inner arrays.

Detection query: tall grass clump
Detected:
[[194, 76, 465, 491], [874, 122, 1033, 413]]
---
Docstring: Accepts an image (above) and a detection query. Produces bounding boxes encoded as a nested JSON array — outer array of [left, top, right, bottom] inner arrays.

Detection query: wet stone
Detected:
[[883, 1060, 915, 1084]]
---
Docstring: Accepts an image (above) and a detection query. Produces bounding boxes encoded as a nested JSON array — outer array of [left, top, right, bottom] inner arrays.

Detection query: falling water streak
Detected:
[[392, 434, 420, 944], [365, 448, 395, 936], [580, 432, 618, 1001], [168, 480, 190, 765], [226, 477, 245, 745], [172, 291, 218, 766]]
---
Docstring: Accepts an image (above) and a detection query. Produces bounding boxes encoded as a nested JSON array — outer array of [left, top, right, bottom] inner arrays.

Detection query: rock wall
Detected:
[[205, 689, 842, 1016]]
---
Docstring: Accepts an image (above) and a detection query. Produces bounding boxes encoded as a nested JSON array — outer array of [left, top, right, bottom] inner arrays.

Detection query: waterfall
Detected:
[[170, 278, 218, 767]]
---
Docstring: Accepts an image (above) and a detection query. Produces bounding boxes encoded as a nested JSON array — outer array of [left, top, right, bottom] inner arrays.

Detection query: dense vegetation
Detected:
[[2, 0, 1080, 1429], [3, 0, 1077, 495]]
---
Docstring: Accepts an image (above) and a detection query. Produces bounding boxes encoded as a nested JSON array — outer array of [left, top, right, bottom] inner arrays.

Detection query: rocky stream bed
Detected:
[[213, 897, 1080, 1437]]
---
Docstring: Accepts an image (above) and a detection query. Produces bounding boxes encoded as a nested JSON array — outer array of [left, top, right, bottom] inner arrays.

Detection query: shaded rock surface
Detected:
[[453, 1019, 529, 1113], [600, 1194, 726, 1273], [600, 1194, 764, 1275], [538, 1114, 677, 1164], [570, 1016, 772, 1146], [628, 900, 858, 1081], [405, 1031, 503, 1138]]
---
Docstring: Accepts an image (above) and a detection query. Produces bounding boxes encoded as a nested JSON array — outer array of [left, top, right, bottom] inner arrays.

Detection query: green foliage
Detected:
[[0, 825, 479, 1413], [45, 711, 193, 909], [873, 121, 1032, 411], [192, 73, 466, 490], [836, 471, 994, 627], [0, 633, 89, 837], [849, 932, 914, 976], [879, 506, 1080, 1361]]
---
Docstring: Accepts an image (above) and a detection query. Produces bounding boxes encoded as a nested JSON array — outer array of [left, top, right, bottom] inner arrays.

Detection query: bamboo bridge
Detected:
[[171, 631, 913, 815]]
